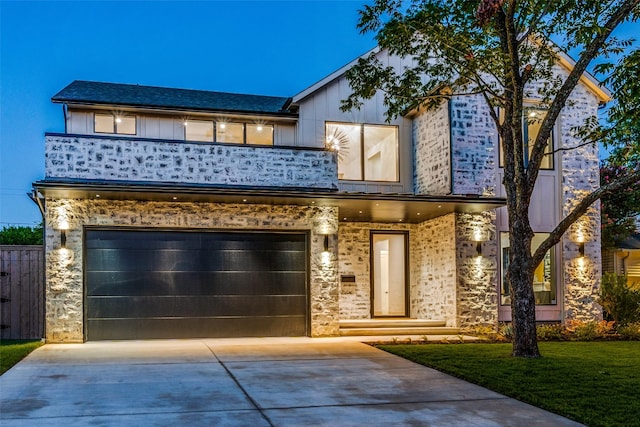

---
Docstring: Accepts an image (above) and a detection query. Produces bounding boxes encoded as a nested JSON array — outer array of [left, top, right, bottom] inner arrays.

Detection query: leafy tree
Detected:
[[342, 0, 640, 357], [600, 162, 640, 248], [0, 224, 44, 245]]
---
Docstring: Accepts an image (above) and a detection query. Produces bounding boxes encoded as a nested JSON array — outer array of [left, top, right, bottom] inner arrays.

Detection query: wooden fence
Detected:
[[0, 245, 44, 340]]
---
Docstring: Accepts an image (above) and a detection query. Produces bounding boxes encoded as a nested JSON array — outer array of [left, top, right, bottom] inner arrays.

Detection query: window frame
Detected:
[[499, 232, 557, 306], [326, 121, 400, 183], [184, 119, 214, 142], [498, 108, 554, 170], [182, 119, 274, 146], [94, 113, 137, 135]]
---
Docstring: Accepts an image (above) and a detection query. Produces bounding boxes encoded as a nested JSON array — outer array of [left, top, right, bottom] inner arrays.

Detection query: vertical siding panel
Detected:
[[0, 249, 10, 339], [11, 248, 22, 339]]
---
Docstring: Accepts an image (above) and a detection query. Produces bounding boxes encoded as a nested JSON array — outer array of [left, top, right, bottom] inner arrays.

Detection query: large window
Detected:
[[500, 232, 556, 306], [184, 120, 273, 145], [499, 109, 554, 170], [326, 122, 398, 182], [94, 113, 136, 135]]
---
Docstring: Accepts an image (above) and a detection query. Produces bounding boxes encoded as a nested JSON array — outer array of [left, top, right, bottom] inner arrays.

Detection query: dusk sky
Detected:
[[0, 1, 638, 227]]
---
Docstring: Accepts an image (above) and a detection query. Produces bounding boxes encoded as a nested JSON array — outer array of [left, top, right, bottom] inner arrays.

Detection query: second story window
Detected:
[[185, 120, 214, 142], [94, 113, 136, 135], [499, 109, 554, 170], [326, 122, 399, 182], [184, 120, 273, 145]]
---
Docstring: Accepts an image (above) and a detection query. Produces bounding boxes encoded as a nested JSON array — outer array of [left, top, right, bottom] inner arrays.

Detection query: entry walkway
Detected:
[[0, 338, 582, 426]]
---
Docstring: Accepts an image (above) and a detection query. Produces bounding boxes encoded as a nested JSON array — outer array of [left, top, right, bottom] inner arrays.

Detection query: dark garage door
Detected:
[[85, 229, 308, 340]]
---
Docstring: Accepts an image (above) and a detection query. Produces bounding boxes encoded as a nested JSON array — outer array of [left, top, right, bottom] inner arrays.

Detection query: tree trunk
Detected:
[[508, 213, 541, 358]]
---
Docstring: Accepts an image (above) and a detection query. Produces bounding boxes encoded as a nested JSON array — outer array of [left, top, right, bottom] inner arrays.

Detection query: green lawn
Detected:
[[379, 342, 639, 427], [0, 340, 43, 375]]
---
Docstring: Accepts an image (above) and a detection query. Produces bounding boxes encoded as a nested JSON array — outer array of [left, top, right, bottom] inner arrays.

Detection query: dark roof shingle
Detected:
[[52, 80, 294, 116]]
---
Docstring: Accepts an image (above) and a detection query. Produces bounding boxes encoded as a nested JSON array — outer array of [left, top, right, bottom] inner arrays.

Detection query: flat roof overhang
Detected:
[[32, 179, 506, 223]]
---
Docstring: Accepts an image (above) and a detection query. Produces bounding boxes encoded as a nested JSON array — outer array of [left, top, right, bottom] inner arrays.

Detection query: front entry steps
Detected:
[[339, 319, 460, 337]]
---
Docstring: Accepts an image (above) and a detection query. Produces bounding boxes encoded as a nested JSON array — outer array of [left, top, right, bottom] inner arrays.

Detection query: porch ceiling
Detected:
[[33, 179, 505, 223]]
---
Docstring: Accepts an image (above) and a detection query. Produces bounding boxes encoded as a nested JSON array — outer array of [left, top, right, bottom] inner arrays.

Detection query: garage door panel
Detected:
[[87, 295, 307, 318], [86, 271, 306, 296], [85, 230, 308, 340], [87, 316, 306, 340], [86, 249, 306, 272]]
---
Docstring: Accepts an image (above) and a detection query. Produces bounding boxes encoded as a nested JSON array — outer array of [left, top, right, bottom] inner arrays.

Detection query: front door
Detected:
[[371, 232, 408, 317]]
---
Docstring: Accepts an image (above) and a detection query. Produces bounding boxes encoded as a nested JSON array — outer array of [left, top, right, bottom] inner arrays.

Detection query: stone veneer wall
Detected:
[[558, 82, 603, 321], [450, 94, 497, 196], [45, 134, 337, 190], [410, 214, 457, 325], [338, 213, 498, 329], [338, 222, 412, 319], [413, 102, 451, 195], [454, 212, 498, 328], [44, 199, 339, 342]]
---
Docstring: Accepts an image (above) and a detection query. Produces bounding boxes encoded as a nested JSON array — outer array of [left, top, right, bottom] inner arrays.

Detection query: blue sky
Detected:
[[0, 1, 638, 227], [0, 0, 374, 226]]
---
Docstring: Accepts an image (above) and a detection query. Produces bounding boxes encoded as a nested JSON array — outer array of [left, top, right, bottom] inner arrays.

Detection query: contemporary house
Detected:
[[33, 48, 610, 342]]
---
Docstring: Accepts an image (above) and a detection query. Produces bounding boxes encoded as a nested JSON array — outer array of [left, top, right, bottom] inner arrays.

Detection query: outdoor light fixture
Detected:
[[60, 230, 67, 249], [323, 234, 330, 253], [578, 242, 585, 258], [475, 241, 483, 257]]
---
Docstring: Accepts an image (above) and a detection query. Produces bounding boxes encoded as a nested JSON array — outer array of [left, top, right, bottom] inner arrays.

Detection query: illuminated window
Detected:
[[185, 120, 214, 142], [499, 109, 554, 170], [326, 122, 398, 182], [95, 114, 136, 135], [500, 232, 556, 306], [246, 124, 273, 145], [216, 122, 244, 144]]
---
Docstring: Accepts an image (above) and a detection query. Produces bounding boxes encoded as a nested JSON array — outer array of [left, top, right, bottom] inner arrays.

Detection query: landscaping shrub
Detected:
[[599, 273, 640, 325], [499, 323, 513, 340], [536, 323, 564, 340], [618, 322, 640, 340]]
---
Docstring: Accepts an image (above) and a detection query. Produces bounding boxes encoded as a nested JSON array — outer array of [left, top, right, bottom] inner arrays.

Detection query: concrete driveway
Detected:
[[0, 338, 582, 426]]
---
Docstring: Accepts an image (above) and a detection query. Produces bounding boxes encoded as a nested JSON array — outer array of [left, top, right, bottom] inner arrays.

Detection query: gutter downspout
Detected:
[[28, 189, 46, 341]]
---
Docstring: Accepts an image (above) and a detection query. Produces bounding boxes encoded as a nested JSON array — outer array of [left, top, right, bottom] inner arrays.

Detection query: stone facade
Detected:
[[413, 102, 451, 195], [559, 82, 603, 321], [338, 222, 412, 319], [44, 198, 339, 342], [410, 214, 457, 324], [45, 134, 337, 190], [454, 212, 498, 328], [450, 95, 498, 196], [337, 213, 497, 329]]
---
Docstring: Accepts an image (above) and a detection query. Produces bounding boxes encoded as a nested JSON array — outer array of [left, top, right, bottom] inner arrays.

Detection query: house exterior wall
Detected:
[[412, 102, 451, 195], [495, 63, 603, 323], [44, 199, 339, 342], [338, 222, 412, 319], [337, 212, 497, 329], [66, 110, 298, 146], [295, 50, 414, 194], [560, 82, 603, 322], [45, 134, 337, 190], [410, 214, 457, 324], [454, 212, 498, 328], [450, 95, 497, 196]]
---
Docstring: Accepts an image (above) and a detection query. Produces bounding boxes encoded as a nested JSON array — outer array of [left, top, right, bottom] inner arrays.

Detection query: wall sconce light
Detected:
[[60, 230, 67, 249], [475, 241, 483, 257], [578, 241, 585, 258], [323, 234, 330, 253]]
